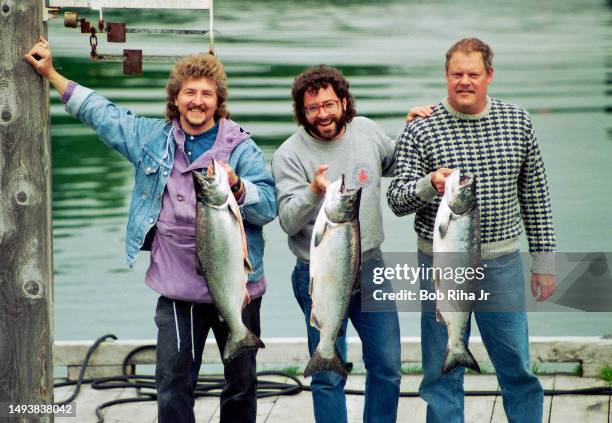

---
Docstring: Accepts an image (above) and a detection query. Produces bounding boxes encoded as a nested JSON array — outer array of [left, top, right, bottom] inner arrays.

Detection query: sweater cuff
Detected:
[[416, 173, 438, 202], [531, 252, 556, 275], [61, 81, 77, 103]]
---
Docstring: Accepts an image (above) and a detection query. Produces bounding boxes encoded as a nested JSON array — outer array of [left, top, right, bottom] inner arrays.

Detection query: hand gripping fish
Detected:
[[305, 175, 362, 379], [432, 169, 481, 375], [193, 159, 265, 364]]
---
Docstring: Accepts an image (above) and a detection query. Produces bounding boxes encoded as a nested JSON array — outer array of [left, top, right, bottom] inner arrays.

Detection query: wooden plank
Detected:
[[55, 384, 123, 422], [255, 375, 286, 422], [102, 387, 157, 423], [67, 364, 134, 380], [0, 0, 54, 415], [490, 375, 555, 422], [193, 394, 219, 423], [343, 375, 365, 422], [199, 375, 286, 422], [548, 376, 609, 422], [398, 375, 426, 421], [264, 375, 314, 423], [464, 375, 499, 422], [54, 337, 612, 376], [48, 0, 211, 10], [265, 393, 314, 423]]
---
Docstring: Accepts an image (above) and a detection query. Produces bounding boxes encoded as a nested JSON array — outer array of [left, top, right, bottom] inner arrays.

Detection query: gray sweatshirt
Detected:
[[272, 116, 396, 262]]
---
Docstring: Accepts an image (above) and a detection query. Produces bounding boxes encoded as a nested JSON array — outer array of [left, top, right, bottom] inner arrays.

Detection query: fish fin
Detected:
[[313, 220, 327, 248], [352, 268, 362, 295], [304, 348, 347, 379], [222, 328, 265, 364], [337, 327, 345, 338], [438, 214, 452, 238], [244, 256, 253, 274], [242, 290, 252, 310], [196, 258, 204, 277], [442, 343, 481, 375], [310, 308, 321, 330], [228, 195, 251, 271], [228, 194, 242, 222]]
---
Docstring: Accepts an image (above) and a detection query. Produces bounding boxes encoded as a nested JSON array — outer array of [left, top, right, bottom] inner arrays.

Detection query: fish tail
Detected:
[[304, 348, 347, 379], [442, 344, 481, 375], [222, 328, 265, 364]]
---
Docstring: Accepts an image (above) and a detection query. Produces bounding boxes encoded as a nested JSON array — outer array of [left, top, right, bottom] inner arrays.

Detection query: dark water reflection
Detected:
[[49, 0, 612, 340]]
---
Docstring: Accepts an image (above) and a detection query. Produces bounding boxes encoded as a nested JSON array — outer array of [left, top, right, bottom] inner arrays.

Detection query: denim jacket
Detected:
[[65, 85, 277, 281]]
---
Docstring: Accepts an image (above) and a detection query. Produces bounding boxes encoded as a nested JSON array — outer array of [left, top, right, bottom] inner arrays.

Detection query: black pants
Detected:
[[154, 296, 261, 423]]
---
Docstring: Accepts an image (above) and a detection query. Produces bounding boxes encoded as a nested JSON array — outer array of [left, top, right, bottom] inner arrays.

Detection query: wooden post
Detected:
[[0, 0, 54, 420]]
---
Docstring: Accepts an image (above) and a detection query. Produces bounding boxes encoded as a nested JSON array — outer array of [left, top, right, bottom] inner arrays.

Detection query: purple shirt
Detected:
[[145, 118, 266, 303]]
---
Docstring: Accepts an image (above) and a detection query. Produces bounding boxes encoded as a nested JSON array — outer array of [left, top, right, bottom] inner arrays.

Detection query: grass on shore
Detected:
[[598, 365, 612, 383]]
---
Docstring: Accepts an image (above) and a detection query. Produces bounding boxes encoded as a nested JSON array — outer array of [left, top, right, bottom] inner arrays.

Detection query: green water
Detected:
[[48, 0, 612, 340]]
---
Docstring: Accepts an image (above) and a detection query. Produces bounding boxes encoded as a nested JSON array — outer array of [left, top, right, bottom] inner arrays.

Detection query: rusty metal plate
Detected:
[[107, 22, 126, 43], [123, 49, 142, 75], [80, 19, 91, 33]]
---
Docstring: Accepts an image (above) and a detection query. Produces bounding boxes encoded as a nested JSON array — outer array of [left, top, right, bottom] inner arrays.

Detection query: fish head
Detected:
[[324, 175, 362, 223], [444, 169, 476, 215], [192, 158, 230, 206]]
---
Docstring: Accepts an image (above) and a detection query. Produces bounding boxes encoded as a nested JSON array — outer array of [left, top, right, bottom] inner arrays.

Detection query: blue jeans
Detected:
[[291, 253, 402, 423], [418, 250, 543, 423]]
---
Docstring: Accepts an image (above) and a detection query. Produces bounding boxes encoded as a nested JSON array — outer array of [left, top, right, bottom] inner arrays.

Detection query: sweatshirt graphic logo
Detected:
[[352, 162, 372, 188]]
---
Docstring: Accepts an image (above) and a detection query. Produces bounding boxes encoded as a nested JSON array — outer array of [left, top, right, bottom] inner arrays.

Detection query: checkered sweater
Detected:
[[387, 98, 556, 274]]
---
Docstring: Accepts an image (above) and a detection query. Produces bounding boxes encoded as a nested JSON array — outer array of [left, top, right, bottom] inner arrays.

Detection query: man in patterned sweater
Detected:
[[387, 38, 556, 422]]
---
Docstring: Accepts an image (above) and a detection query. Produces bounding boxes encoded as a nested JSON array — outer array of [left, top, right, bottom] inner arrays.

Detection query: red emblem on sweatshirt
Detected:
[[352, 162, 372, 187]]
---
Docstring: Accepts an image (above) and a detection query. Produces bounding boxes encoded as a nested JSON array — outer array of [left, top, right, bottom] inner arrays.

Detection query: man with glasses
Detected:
[[271, 65, 401, 423]]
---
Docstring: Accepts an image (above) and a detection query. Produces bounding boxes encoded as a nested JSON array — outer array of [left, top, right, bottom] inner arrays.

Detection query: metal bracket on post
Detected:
[[123, 49, 142, 75], [42, 1, 59, 22], [107, 22, 126, 42]]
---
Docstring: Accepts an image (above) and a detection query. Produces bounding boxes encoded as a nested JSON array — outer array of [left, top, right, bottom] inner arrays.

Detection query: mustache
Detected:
[[315, 115, 338, 125]]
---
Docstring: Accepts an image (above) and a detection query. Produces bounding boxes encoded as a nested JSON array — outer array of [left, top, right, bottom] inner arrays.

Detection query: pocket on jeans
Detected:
[[154, 297, 172, 328], [490, 251, 521, 267]]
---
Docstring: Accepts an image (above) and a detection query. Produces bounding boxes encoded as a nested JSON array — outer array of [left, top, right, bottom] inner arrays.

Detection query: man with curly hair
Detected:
[[25, 37, 277, 423], [272, 65, 402, 422]]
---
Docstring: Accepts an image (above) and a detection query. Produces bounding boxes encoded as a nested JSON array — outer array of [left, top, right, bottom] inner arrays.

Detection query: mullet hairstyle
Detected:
[[291, 65, 356, 127], [165, 53, 230, 121], [445, 38, 494, 73]]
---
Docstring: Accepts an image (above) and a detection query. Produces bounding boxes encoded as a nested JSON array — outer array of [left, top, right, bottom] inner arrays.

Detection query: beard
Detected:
[[305, 112, 347, 141], [185, 115, 207, 127]]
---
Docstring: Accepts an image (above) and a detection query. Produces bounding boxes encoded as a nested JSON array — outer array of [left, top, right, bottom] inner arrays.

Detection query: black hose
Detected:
[[54, 334, 117, 407], [54, 334, 612, 422]]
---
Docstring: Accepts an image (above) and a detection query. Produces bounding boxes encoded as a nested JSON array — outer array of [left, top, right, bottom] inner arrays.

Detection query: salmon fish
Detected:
[[193, 158, 264, 363], [433, 169, 481, 375], [305, 175, 362, 379]]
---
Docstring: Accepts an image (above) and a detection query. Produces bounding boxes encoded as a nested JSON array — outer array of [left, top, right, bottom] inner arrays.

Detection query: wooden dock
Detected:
[[54, 374, 611, 422], [52, 337, 612, 422]]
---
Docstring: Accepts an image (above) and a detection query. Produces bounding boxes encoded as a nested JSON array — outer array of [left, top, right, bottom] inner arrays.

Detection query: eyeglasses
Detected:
[[304, 99, 341, 117]]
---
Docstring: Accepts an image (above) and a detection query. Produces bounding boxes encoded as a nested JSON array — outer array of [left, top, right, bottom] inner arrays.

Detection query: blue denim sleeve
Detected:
[[65, 84, 162, 165], [229, 139, 278, 226]]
